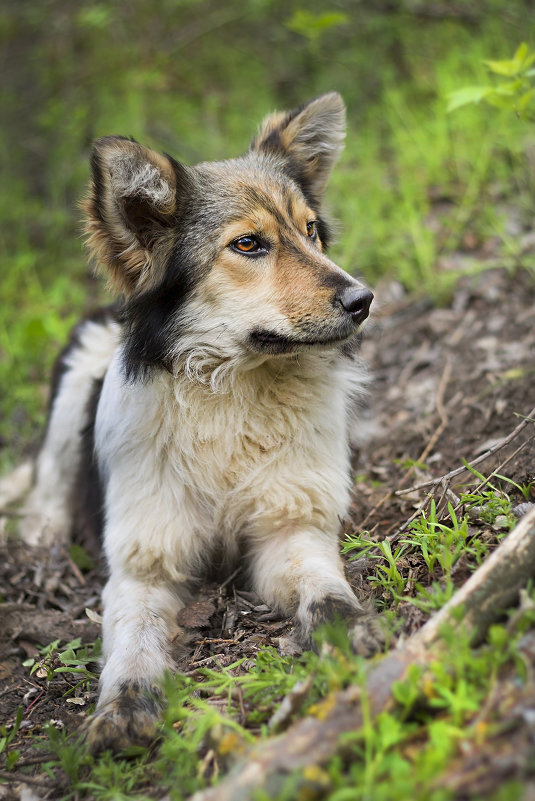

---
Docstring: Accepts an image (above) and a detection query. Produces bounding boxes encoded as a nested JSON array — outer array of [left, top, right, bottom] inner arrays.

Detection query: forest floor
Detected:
[[0, 265, 534, 800]]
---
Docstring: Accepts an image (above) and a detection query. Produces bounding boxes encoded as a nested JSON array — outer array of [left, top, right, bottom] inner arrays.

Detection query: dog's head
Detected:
[[84, 93, 373, 379]]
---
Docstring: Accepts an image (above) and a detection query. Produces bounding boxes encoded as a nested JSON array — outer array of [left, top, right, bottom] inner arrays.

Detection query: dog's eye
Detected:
[[231, 236, 265, 254], [306, 221, 318, 240]]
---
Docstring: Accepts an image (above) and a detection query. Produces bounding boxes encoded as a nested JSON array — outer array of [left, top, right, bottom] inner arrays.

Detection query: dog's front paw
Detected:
[[349, 613, 386, 657], [84, 681, 162, 754]]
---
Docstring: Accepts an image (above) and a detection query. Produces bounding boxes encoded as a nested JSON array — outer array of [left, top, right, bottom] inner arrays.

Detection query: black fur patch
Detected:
[[248, 327, 353, 354], [71, 377, 105, 554], [316, 216, 332, 250], [117, 680, 163, 718], [120, 240, 201, 382], [307, 595, 361, 627], [293, 593, 362, 649], [248, 329, 300, 355]]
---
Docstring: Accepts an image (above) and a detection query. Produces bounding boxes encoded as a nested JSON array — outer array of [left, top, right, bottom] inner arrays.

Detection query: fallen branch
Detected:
[[452, 434, 534, 515], [396, 404, 535, 497], [185, 508, 535, 801]]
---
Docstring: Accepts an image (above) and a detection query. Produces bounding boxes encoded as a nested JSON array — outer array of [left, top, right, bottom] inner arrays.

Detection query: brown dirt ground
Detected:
[[0, 266, 534, 799]]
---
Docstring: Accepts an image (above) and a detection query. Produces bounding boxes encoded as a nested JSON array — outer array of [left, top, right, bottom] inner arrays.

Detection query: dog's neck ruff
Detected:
[[170, 342, 345, 397]]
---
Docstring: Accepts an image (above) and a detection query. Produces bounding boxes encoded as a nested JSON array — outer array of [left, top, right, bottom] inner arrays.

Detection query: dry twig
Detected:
[[396, 405, 535, 497]]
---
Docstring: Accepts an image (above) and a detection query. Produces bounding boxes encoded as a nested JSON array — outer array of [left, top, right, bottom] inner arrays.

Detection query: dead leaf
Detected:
[[177, 599, 216, 628]]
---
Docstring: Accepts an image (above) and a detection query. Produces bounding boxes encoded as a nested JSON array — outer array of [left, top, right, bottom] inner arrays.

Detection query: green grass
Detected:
[[5, 596, 534, 800], [343, 474, 520, 613]]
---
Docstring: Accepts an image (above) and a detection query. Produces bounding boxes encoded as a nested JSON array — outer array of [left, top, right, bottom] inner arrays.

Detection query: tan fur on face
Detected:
[[201, 183, 347, 339]]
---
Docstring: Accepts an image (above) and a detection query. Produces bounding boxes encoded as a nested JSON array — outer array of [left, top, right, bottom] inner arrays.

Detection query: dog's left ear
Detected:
[[250, 92, 346, 205]]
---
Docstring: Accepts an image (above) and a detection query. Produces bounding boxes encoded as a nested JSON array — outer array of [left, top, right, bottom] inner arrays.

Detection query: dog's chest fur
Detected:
[[96, 348, 361, 579]]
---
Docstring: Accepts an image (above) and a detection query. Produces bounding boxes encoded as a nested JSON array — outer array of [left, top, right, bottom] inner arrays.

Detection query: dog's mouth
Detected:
[[248, 322, 360, 355]]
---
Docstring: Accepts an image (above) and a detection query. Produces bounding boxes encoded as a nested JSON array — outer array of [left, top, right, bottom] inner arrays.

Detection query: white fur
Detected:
[[114, 159, 175, 208], [18, 317, 368, 708], [0, 460, 33, 508], [91, 342, 368, 703], [21, 318, 120, 546]]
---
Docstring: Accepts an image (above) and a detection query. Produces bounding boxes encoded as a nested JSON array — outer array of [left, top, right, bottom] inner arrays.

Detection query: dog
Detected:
[[18, 92, 381, 752]]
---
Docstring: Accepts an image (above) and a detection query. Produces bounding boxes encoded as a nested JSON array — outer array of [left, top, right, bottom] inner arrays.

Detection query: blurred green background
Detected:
[[1, 0, 534, 464]]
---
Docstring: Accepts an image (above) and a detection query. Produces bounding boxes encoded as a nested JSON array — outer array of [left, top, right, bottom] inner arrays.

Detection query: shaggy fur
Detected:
[[17, 92, 381, 752]]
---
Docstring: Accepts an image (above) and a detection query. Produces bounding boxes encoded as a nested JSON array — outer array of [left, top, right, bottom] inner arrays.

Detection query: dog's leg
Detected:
[[250, 528, 384, 655], [84, 573, 184, 753], [21, 317, 118, 546], [21, 373, 95, 546]]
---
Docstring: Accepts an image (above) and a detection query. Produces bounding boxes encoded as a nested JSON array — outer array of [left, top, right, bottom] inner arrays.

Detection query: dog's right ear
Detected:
[[251, 93, 346, 206], [84, 136, 189, 295]]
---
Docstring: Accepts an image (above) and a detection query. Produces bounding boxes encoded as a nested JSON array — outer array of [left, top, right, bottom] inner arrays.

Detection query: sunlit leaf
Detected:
[[517, 88, 535, 110], [513, 41, 529, 66], [286, 10, 348, 41], [447, 86, 493, 112], [484, 58, 520, 77], [485, 93, 517, 110]]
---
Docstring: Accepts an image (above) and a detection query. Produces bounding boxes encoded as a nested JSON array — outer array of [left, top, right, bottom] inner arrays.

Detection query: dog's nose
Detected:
[[338, 287, 374, 324]]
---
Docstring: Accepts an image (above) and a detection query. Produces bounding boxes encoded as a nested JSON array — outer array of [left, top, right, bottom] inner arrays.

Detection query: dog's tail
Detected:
[[0, 460, 34, 509]]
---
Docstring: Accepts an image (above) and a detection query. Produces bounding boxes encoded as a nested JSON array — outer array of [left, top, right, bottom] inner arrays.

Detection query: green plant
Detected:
[[459, 463, 518, 531], [285, 9, 348, 43], [319, 610, 534, 800], [404, 501, 469, 579], [448, 42, 535, 120], [494, 473, 535, 502], [343, 533, 408, 604], [408, 579, 456, 614], [23, 638, 101, 695], [0, 706, 23, 771]]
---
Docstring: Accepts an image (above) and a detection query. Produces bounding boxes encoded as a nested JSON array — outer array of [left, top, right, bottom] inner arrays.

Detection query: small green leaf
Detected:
[[485, 93, 517, 111], [39, 639, 60, 655], [513, 42, 529, 67], [23, 317, 47, 346], [5, 749, 20, 770], [286, 10, 348, 41], [517, 88, 535, 111], [447, 86, 492, 112], [63, 638, 82, 651], [484, 58, 520, 77], [58, 649, 77, 664], [69, 544, 95, 572], [54, 666, 98, 677], [6, 707, 23, 746]]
